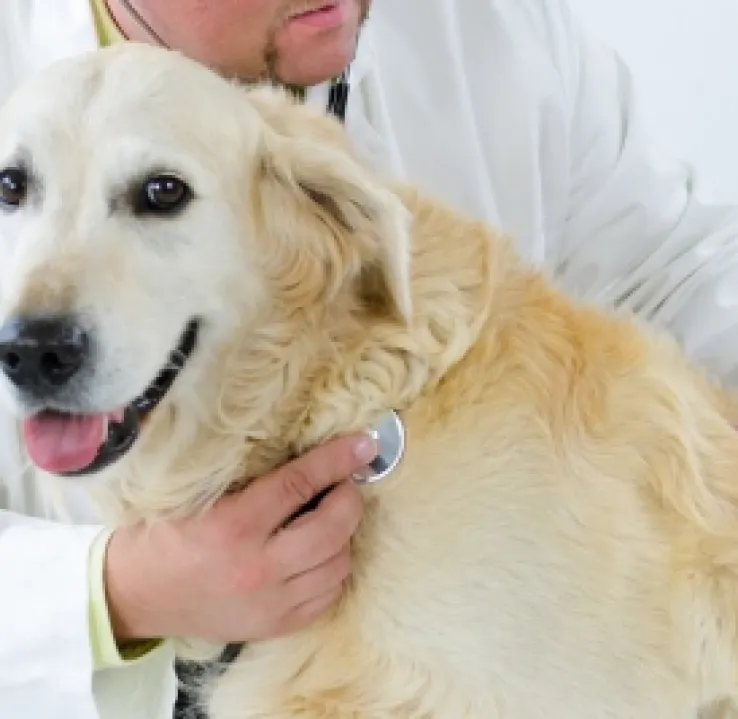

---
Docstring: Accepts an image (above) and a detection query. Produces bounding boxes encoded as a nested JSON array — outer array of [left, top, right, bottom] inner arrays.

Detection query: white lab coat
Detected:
[[2, 0, 738, 717]]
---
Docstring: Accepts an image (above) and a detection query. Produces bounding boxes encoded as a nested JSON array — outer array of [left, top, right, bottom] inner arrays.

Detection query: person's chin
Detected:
[[274, 7, 362, 86], [276, 43, 357, 88]]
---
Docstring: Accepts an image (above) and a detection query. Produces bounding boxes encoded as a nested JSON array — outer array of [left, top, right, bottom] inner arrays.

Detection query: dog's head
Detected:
[[0, 44, 412, 490]]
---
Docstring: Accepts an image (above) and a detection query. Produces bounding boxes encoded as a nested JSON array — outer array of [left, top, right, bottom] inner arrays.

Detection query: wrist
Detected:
[[104, 526, 163, 642]]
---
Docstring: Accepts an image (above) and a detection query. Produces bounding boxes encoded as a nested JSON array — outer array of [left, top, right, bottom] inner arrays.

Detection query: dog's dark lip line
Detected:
[[131, 317, 200, 416], [58, 317, 202, 478]]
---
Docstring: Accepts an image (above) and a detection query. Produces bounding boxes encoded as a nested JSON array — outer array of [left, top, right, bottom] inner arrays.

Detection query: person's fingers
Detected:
[[239, 434, 376, 535], [283, 546, 352, 606], [274, 584, 345, 636], [267, 480, 363, 579]]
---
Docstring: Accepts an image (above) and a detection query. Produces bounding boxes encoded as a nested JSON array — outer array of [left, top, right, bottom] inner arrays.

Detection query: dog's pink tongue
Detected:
[[23, 411, 117, 473]]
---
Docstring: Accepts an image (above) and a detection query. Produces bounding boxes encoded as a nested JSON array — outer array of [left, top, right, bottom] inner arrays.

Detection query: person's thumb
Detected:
[[238, 434, 376, 534]]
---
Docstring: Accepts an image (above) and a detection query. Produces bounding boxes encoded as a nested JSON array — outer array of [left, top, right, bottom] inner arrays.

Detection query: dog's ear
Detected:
[[247, 91, 412, 323]]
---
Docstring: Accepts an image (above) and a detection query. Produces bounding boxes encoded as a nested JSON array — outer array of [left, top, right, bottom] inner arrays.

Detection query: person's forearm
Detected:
[[104, 524, 165, 642]]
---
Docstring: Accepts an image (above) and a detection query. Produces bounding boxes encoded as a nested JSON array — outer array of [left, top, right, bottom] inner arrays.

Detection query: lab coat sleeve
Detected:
[[0, 515, 104, 719], [0, 417, 105, 718], [551, 0, 738, 385]]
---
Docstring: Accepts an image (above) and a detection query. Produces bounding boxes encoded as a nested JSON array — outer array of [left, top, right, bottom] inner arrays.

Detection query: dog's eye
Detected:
[[0, 167, 28, 208], [140, 175, 192, 215]]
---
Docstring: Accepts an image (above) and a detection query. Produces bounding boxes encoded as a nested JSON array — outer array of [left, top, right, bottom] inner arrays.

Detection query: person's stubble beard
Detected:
[[262, 0, 372, 84]]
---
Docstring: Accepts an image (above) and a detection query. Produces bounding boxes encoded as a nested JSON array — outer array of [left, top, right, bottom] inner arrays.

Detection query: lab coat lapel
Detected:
[[344, 20, 407, 178], [352, 7, 502, 228], [304, 16, 403, 176]]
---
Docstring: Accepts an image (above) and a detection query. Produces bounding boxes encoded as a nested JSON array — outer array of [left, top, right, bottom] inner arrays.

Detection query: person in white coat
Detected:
[[3, 0, 738, 717]]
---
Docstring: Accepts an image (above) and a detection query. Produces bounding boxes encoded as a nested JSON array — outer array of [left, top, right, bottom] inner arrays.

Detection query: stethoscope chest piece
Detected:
[[351, 410, 406, 485]]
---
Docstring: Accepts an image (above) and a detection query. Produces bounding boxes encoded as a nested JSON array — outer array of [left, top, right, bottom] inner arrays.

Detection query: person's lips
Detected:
[[285, 1, 348, 30]]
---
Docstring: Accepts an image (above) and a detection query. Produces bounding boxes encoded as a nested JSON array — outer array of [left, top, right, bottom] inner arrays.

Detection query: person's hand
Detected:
[[103, 434, 376, 643]]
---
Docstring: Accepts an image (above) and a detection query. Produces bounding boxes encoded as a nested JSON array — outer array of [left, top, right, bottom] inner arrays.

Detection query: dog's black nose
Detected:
[[0, 316, 90, 391]]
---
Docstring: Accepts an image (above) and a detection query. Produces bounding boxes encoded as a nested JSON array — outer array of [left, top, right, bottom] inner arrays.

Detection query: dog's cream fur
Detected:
[[2, 44, 738, 717]]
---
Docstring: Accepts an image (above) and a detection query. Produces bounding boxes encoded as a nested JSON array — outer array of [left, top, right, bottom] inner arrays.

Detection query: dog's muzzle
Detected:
[[2, 316, 201, 477], [64, 318, 201, 476]]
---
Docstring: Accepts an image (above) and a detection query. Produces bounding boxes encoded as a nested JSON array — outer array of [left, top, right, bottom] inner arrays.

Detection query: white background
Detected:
[[568, 0, 738, 201]]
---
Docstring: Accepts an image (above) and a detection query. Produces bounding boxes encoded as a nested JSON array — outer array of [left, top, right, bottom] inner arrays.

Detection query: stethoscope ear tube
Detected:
[[327, 68, 350, 122]]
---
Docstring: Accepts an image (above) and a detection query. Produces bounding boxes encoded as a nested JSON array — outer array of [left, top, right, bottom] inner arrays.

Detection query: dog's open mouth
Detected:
[[22, 319, 201, 477]]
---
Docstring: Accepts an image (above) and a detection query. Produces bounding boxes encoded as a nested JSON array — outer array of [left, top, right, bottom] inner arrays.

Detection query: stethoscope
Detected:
[[116, 0, 405, 479], [117, 0, 406, 677], [326, 69, 351, 122]]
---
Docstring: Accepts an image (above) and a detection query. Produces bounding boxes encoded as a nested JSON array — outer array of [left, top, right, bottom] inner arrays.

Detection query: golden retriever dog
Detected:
[[1, 43, 738, 718]]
